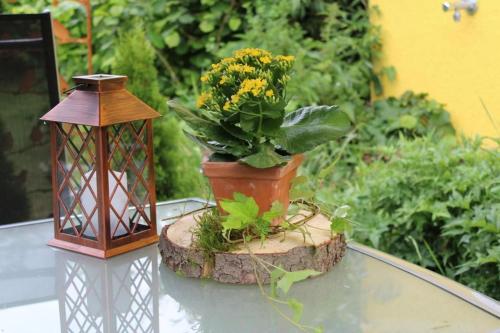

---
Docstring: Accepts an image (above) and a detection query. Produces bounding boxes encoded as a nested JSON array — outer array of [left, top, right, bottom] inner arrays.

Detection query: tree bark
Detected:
[[159, 212, 346, 284]]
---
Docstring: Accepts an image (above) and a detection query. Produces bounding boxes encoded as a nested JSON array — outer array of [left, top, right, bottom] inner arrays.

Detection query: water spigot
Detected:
[[442, 0, 478, 22]]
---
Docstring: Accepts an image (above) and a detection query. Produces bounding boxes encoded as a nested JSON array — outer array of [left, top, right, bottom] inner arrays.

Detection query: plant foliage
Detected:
[[170, 48, 352, 168], [304, 91, 457, 191], [334, 136, 500, 299], [220, 192, 283, 242], [112, 27, 204, 199]]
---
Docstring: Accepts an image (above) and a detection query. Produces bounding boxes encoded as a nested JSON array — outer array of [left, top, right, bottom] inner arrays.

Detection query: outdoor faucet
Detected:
[[442, 0, 478, 22]]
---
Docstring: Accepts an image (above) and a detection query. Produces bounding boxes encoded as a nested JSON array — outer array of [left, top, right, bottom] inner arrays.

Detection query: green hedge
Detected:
[[334, 136, 500, 299]]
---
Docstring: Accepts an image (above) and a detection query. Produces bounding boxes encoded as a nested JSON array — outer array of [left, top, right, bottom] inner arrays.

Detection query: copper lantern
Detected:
[[41, 74, 160, 258]]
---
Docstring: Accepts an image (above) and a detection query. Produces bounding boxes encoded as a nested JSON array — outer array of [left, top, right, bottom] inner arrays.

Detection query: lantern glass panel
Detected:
[[55, 123, 98, 240], [107, 120, 152, 239]]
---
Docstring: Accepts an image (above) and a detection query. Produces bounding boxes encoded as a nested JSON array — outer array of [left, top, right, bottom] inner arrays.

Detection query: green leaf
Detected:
[[399, 115, 418, 129], [287, 298, 304, 323], [239, 112, 259, 133], [220, 193, 259, 234], [254, 217, 271, 243], [277, 269, 321, 294], [220, 120, 254, 141], [334, 205, 350, 218], [261, 116, 284, 137], [147, 31, 164, 48], [277, 106, 352, 154], [239, 144, 290, 168], [163, 31, 180, 48], [228, 17, 241, 31], [289, 188, 314, 200], [291, 175, 308, 186], [383, 66, 397, 81], [262, 201, 284, 222], [330, 217, 352, 233], [169, 101, 251, 157], [168, 100, 214, 127], [270, 268, 285, 297], [220, 192, 259, 221], [199, 20, 215, 32]]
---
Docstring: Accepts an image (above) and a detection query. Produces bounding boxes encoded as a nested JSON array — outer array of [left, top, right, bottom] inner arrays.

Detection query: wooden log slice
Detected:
[[159, 211, 346, 284]]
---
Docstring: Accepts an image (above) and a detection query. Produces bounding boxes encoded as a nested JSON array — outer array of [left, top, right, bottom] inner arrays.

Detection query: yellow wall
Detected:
[[371, 0, 500, 139]]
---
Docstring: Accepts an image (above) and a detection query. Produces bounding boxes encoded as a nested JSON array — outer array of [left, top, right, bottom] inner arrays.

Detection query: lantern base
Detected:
[[48, 234, 159, 259]]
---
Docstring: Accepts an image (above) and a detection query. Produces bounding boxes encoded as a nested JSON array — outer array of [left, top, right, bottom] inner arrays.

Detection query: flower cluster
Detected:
[[196, 48, 294, 115]]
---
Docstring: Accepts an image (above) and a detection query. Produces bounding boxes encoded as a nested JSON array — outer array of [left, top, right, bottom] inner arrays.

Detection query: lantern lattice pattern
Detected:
[[42, 74, 160, 258], [56, 250, 159, 333]]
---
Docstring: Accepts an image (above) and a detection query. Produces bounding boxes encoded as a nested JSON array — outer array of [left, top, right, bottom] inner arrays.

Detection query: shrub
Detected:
[[333, 136, 500, 299], [112, 27, 203, 199], [2, 0, 385, 107], [303, 91, 456, 191]]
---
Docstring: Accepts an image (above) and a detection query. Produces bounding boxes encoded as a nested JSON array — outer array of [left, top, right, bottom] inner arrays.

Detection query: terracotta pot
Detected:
[[202, 155, 303, 224]]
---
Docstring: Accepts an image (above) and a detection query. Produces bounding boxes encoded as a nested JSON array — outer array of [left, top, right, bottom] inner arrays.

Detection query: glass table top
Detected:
[[0, 199, 498, 333]]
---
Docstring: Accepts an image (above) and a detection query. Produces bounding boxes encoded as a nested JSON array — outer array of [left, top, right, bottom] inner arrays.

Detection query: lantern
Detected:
[[41, 74, 160, 258]]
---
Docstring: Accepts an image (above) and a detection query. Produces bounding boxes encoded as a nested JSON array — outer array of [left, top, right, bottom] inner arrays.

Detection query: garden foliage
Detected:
[[3, 0, 499, 299], [334, 136, 500, 299], [112, 27, 204, 199], [303, 91, 456, 190]]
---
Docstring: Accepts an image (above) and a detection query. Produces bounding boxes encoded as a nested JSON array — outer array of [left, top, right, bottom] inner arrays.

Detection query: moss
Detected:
[[192, 208, 231, 260]]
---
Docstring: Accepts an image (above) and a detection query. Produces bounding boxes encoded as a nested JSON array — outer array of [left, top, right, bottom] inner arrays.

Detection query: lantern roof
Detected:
[[41, 74, 161, 126]]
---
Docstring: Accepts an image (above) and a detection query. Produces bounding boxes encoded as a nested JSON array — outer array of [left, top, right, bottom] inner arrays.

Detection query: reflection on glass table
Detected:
[[0, 199, 498, 333]]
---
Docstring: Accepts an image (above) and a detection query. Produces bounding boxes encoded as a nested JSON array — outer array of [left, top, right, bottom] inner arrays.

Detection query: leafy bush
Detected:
[[303, 91, 456, 191], [112, 27, 203, 199], [2, 0, 384, 107], [333, 136, 500, 299]]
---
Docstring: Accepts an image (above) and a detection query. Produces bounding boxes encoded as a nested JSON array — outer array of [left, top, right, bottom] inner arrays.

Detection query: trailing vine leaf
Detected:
[[291, 175, 308, 186], [290, 188, 314, 201], [330, 217, 352, 234], [247, 201, 283, 243], [330, 204, 352, 233], [334, 205, 350, 218], [277, 269, 321, 295], [262, 201, 284, 222], [290, 175, 314, 200], [270, 267, 286, 297], [220, 192, 259, 236], [287, 298, 304, 322]]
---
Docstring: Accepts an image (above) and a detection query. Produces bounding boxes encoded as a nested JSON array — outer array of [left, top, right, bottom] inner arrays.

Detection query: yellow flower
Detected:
[[259, 56, 271, 64], [238, 78, 267, 97], [231, 94, 240, 103], [220, 57, 236, 65], [223, 101, 231, 111], [265, 89, 274, 97], [219, 75, 229, 85], [196, 91, 212, 108], [200, 74, 209, 83], [275, 55, 295, 63], [227, 64, 255, 73], [234, 48, 271, 59]]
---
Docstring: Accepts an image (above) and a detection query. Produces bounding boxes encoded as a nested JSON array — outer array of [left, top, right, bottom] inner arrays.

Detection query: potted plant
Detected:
[[170, 48, 351, 220]]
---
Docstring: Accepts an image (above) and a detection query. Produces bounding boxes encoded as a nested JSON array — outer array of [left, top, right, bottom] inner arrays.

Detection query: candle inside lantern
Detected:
[[81, 170, 129, 238]]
